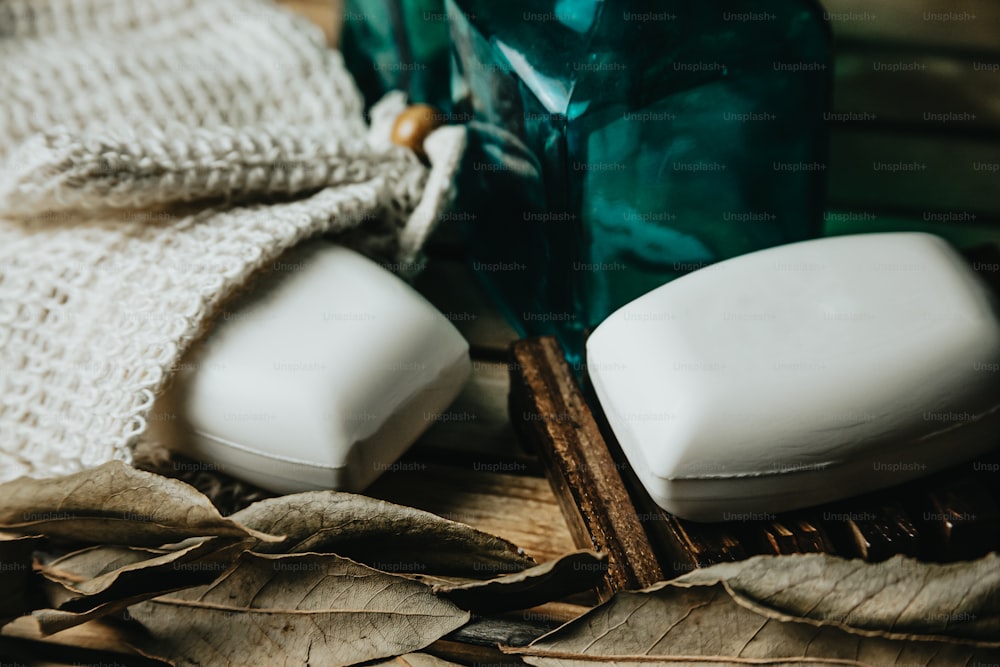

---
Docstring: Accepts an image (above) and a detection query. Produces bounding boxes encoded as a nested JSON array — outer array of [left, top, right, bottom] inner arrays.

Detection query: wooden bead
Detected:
[[391, 104, 443, 160]]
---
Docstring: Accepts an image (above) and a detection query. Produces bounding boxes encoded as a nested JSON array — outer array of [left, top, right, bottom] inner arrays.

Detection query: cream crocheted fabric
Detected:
[[0, 0, 466, 481]]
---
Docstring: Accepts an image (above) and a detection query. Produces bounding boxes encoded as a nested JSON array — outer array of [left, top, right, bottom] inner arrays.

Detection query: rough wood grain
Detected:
[[508, 337, 664, 599], [367, 463, 577, 566]]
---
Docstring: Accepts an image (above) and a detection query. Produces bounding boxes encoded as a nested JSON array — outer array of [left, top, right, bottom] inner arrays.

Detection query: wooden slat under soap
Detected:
[[508, 337, 664, 598]]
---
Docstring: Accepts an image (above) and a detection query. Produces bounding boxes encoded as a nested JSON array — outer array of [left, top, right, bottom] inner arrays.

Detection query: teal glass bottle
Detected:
[[448, 0, 832, 362], [340, 0, 452, 110]]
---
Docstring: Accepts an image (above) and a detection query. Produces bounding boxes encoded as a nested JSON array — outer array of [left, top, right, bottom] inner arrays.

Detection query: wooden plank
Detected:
[[366, 462, 577, 565], [508, 337, 664, 599]]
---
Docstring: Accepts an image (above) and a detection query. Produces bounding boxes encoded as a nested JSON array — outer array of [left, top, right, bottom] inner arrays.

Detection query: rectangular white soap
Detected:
[[587, 233, 1000, 522], [151, 241, 470, 494]]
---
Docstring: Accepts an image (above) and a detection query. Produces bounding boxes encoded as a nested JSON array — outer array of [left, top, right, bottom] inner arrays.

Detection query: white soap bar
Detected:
[[587, 233, 1000, 522], [153, 242, 470, 494]]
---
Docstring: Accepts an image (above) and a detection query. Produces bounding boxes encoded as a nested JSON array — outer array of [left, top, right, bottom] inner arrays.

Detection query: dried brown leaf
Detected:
[[232, 490, 535, 577], [34, 537, 251, 634], [0, 461, 281, 546], [675, 553, 1000, 641], [0, 532, 44, 626], [434, 550, 606, 613], [504, 563, 1000, 666], [126, 551, 471, 667], [372, 653, 468, 667], [39, 545, 176, 588]]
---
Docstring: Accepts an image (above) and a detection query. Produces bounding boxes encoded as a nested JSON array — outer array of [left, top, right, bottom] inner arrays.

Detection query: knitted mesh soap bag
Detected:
[[0, 0, 466, 481]]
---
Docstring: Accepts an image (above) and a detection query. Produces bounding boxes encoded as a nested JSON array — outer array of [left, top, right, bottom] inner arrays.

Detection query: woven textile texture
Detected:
[[0, 0, 466, 481]]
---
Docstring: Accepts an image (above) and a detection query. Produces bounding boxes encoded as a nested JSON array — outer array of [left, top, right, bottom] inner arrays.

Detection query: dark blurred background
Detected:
[[286, 0, 1000, 250]]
